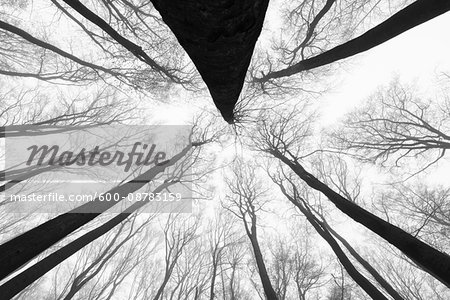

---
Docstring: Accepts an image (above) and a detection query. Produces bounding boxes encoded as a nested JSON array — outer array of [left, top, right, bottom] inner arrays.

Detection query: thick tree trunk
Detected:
[[257, 0, 450, 82], [0, 144, 192, 280], [150, 0, 270, 123], [270, 149, 450, 288]]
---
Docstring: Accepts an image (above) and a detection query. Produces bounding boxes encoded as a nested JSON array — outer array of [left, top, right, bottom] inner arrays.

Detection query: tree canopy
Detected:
[[1, 0, 450, 299]]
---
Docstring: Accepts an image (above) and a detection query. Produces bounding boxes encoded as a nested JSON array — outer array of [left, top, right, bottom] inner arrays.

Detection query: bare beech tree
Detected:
[[50, 213, 158, 300], [166, 237, 211, 300], [152, 213, 200, 300], [205, 211, 241, 300], [327, 264, 353, 300], [1, 171, 187, 298], [375, 248, 450, 300], [269, 240, 292, 300], [267, 232, 327, 300], [0, 85, 137, 258], [0, 85, 138, 199], [295, 164, 406, 300], [126, 251, 163, 300], [251, 106, 450, 287], [250, 0, 395, 93], [223, 160, 278, 300], [0, 26, 108, 84], [291, 241, 326, 300], [269, 169, 390, 299], [217, 232, 249, 300], [0, 85, 136, 133]]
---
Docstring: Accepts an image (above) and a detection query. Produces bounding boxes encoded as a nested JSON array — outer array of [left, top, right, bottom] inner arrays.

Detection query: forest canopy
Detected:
[[0, 0, 450, 299]]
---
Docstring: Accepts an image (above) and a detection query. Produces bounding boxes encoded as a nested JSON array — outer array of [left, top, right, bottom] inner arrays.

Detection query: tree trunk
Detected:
[[209, 256, 218, 300], [324, 222, 405, 300], [0, 144, 192, 280], [153, 274, 171, 300], [257, 0, 450, 82], [270, 149, 450, 288], [244, 220, 278, 300], [150, 0, 270, 123], [0, 183, 171, 300], [0, 20, 118, 77], [278, 189, 389, 300], [60, 0, 176, 81]]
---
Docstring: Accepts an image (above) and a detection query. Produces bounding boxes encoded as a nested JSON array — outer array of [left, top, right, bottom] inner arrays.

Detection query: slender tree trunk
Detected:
[[270, 149, 450, 288], [209, 256, 218, 300], [256, 0, 450, 82], [194, 287, 200, 300], [229, 264, 236, 300], [219, 263, 226, 300], [60, 0, 175, 80], [0, 21, 118, 76], [153, 273, 171, 300], [61, 222, 128, 300], [244, 220, 278, 300], [0, 144, 192, 280], [324, 222, 405, 300], [277, 186, 389, 300], [249, 236, 278, 300]]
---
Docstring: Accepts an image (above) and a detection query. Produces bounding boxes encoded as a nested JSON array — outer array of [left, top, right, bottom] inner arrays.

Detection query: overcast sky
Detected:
[[319, 11, 450, 125]]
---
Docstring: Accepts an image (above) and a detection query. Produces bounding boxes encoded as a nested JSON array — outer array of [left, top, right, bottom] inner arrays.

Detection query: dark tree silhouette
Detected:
[[255, 0, 450, 83], [270, 171, 390, 300], [253, 108, 450, 288], [60, 0, 183, 83], [0, 126, 212, 280], [150, 0, 270, 123]]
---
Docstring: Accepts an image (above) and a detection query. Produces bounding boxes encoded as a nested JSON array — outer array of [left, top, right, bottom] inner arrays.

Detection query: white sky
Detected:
[[319, 12, 450, 125]]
